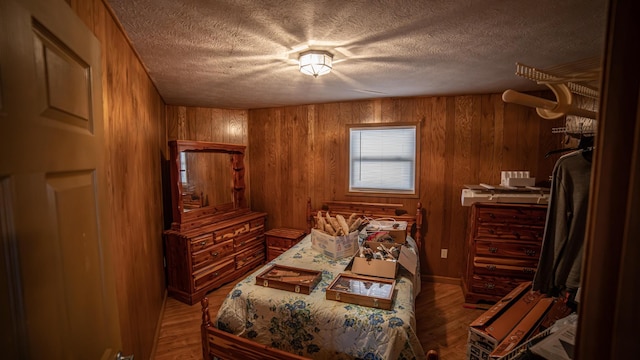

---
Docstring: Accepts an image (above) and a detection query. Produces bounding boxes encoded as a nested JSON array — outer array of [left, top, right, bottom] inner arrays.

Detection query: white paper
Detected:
[[398, 246, 417, 276], [529, 323, 576, 360]]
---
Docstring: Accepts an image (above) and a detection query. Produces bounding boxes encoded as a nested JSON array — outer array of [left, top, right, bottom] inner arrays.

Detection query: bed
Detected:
[[201, 200, 427, 360]]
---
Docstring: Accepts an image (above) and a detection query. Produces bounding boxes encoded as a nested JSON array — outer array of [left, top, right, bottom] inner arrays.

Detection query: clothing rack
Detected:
[[546, 122, 596, 158], [502, 57, 601, 120]]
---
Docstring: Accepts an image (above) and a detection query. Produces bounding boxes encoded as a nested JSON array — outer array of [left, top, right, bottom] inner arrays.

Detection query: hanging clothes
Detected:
[[533, 149, 592, 296]]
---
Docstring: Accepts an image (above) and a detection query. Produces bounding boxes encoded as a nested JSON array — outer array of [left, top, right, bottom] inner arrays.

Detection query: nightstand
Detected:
[[265, 228, 306, 261]]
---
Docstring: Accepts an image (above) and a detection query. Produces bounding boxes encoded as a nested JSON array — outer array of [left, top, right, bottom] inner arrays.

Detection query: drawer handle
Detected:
[[488, 229, 495, 234], [200, 241, 207, 247], [523, 268, 535, 274], [239, 241, 245, 246], [488, 247, 498, 253], [210, 251, 219, 257], [213, 272, 219, 277], [488, 213, 495, 218], [484, 282, 495, 289], [524, 249, 536, 256], [486, 265, 496, 271], [512, 231, 521, 239]]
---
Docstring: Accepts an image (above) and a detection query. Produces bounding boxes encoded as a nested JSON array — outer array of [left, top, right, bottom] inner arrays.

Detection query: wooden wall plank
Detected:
[[67, 1, 167, 359], [422, 97, 447, 274]]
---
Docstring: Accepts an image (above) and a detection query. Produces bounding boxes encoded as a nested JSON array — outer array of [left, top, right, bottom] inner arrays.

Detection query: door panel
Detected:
[[0, 0, 121, 358], [32, 19, 93, 130]]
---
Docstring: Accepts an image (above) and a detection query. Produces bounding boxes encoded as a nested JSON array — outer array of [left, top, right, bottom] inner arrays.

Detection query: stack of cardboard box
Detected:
[[467, 281, 573, 360]]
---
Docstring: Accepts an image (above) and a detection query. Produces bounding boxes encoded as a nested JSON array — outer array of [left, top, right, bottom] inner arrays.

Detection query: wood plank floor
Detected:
[[152, 280, 485, 360]]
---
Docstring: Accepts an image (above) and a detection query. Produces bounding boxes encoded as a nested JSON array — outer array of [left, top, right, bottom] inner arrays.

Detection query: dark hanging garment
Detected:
[[533, 149, 592, 296]]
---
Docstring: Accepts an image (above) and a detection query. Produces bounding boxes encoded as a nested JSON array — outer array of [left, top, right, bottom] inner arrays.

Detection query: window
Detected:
[[349, 124, 418, 194]]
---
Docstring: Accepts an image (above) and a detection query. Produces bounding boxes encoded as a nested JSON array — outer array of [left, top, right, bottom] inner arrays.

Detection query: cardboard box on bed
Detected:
[[466, 281, 548, 360], [351, 241, 402, 279], [351, 241, 420, 279], [351, 256, 398, 279], [310, 228, 359, 259], [365, 220, 408, 244]]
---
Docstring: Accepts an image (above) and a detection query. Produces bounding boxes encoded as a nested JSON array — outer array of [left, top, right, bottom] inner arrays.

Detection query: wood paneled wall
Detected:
[[166, 95, 563, 280], [247, 95, 564, 279], [67, 1, 167, 359]]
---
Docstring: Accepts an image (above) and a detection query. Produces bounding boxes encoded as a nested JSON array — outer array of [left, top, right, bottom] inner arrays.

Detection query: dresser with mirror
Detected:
[[163, 140, 267, 305]]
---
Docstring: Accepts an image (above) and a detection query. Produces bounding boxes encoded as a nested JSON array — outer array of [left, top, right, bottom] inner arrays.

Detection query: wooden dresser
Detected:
[[164, 209, 266, 305], [462, 202, 547, 304], [163, 140, 267, 305]]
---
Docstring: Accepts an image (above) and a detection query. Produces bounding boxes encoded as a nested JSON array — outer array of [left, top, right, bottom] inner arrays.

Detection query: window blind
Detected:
[[349, 126, 416, 192]]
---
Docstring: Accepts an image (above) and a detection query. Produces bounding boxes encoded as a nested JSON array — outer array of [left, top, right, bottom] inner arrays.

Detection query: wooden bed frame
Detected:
[[201, 200, 432, 360], [201, 298, 311, 360]]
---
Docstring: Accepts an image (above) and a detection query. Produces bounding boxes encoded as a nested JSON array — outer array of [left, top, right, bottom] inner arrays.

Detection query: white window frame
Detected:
[[348, 123, 419, 196]]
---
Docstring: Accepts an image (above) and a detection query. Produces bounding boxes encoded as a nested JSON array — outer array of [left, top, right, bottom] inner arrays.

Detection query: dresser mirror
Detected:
[[168, 140, 247, 231]]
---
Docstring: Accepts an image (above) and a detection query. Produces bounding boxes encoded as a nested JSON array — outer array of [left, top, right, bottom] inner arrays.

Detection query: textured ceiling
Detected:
[[106, 0, 608, 110]]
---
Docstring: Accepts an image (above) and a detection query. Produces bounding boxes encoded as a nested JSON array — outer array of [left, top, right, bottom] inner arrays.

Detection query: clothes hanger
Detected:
[[545, 134, 595, 158]]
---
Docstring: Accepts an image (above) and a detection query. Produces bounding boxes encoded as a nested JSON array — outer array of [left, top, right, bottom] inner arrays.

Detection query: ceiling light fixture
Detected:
[[298, 50, 333, 77]]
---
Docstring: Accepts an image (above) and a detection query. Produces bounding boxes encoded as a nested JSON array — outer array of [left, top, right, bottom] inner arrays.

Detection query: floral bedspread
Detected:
[[215, 233, 426, 360]]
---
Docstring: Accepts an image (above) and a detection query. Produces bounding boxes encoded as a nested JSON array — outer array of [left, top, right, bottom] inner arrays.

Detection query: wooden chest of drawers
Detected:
[[164, 211, 267, 305], [265, 228, 306, 261], [462, 203, 547, 303]]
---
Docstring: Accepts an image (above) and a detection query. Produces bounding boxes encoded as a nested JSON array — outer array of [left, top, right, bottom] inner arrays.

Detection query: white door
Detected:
[[0, 0, 123, 359]]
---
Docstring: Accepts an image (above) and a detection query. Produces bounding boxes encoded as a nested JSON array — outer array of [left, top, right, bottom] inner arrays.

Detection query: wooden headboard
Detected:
[[306, 199, 423, 249]]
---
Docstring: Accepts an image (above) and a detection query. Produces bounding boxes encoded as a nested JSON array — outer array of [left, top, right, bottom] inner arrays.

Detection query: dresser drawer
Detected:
[[249, 217, 266, 231], [475, 224, 544, 241], [192, 239, 234, 271], [235, 229, 264, 252], [473, 258, 537, 278], [193, 259, 235, 291], [214, 222, 251, 243], [475, 239, 541, 259], [235, 243, 265, 270], [476, 206, 547, 225], [468, 274, 527, 296], [190, 232, 214, 252]]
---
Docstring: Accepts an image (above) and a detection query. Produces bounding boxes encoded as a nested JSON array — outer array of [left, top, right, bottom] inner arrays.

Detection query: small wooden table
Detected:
[[265, 228, 306, 261]]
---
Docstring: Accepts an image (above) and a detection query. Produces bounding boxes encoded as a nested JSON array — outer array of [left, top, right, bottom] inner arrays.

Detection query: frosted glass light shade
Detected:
[[299, 50, 333, 77]]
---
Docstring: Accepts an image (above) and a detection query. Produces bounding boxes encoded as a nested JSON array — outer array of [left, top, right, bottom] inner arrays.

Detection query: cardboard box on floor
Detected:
[[493, 299, 575, 359], [466, 281, 550, 360]]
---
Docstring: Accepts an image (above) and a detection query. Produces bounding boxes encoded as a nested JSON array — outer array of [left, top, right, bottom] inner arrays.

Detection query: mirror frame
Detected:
[[168, 140, 247, 231]]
